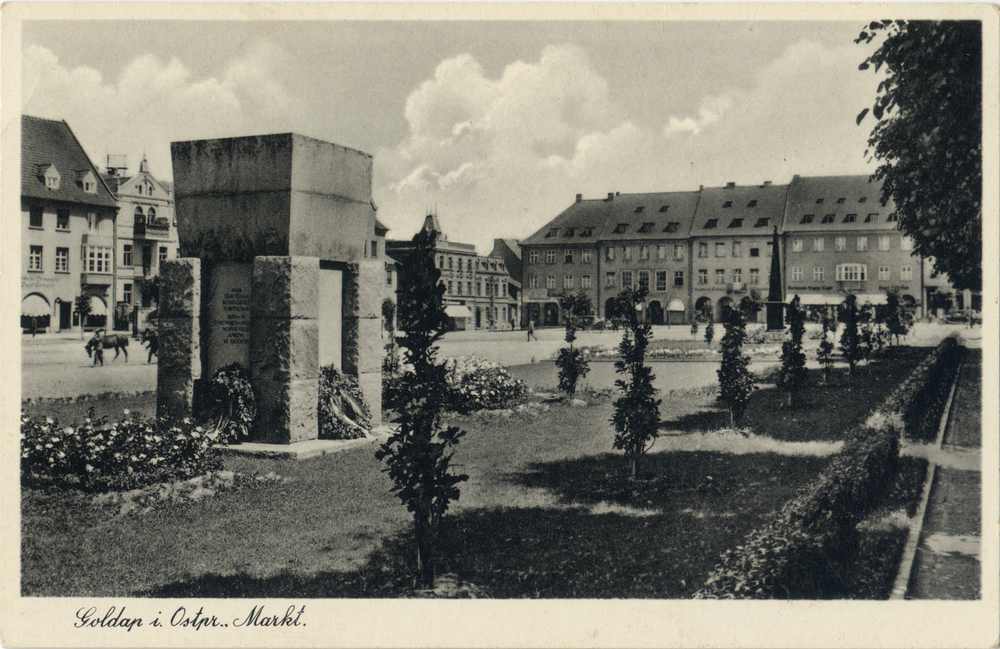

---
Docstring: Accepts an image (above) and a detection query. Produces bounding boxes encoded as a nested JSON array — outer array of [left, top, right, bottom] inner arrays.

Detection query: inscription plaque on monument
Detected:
[[206, 261, 252, 376]]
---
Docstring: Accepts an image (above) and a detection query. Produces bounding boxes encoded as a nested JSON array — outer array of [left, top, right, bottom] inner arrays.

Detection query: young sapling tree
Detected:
[[717, 306, 757, 427], [838, 294, 863, 376], [611, 287, 661, 481], [703, 304, 715, 347], [777, 295, 808, 407], [375, 229, 468, 589], [817, 309, 837, 385], [555, 291, 593, 400]]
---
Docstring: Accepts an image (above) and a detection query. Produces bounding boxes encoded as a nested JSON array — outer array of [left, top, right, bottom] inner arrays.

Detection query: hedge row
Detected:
[[880, 336, 963, 442], [697, 336, 962, 598], [21, 414, 223, 493]]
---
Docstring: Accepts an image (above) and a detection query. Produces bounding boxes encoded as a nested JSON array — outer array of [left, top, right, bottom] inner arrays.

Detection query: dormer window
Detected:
[[634, 206, 645, 213], [747, 199, 758, 208], [663, 222, 679, 233], [579, 227, 593, 237], [821, 214, 835, 224], [658, 205, 669, 213], [704, 219, 719, 229], [800, 214, 814, 224], [843, 213, 857, 224], [722, 201, 733, 208], [816, 198, 824, 205], [836, 197, 846, 204], [754, 218, 769, 228], [613, 223, 629, 234], [728, 218, 743, 228], [78, 170, 98, 194], [546, 228, 558, 238], [563, 228, 575, 238], [43, 165, 61, 190], [638, 222, 654, 234], [863, 213, 875, 223], [859, 197, 868, 203], [886, 213, 898, 223]]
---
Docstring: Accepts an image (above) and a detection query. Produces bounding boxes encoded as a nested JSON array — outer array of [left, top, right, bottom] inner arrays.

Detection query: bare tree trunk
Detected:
[[414, 515, 434, 589]]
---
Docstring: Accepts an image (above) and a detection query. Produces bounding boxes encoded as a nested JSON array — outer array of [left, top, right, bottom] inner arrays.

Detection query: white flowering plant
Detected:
[[21, 412, 223, 493], [442, 356, 528, 413]]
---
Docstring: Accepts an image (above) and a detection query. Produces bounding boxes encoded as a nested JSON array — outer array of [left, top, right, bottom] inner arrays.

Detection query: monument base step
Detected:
[[215, 426, 395, 460]]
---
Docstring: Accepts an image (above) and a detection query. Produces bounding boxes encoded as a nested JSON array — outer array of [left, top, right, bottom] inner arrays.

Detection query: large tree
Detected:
[[856, 20, 982, 291]]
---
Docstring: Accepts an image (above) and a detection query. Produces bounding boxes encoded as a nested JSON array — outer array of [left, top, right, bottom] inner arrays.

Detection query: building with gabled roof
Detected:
[[780, 175, 924, 315], [521, 189, 702, 325], [21, 115, 119, 333], [690, 180, 789, 322]]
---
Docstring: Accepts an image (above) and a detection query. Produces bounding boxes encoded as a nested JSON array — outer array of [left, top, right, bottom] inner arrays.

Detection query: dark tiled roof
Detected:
[[783, 175, 896, 233], [374, 218, 389, 236], [692, 182, 788, 237], [522, 191, 702, 246], [488, 238, 522, 283], [22, 115, 118, 209]]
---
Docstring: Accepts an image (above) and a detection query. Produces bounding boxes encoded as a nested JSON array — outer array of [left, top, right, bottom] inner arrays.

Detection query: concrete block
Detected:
[[252, 376, 319, 444], [157, 316, 202, 375], [250, 317, 318, 382], [159, 259, 201, 318], [342, 261, 385, 319], [252, 256, 320, 319], [156, 373, 197, 421]]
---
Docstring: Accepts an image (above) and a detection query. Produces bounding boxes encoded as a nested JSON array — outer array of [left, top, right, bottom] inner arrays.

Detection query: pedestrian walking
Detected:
[[527, 319, 537, 341]]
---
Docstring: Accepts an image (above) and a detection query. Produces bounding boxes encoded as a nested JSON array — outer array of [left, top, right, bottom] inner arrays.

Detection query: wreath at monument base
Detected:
[[318, 365, 371, 440], [206, 363, 256, 444]]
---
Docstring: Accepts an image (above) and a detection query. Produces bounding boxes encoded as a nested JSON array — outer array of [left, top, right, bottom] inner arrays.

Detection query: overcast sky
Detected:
[[22, 18, 884, 253]]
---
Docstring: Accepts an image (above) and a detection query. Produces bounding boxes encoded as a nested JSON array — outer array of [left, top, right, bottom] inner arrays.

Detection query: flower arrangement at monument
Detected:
[[205, 363, 256, 444], [442, 356, 527, 413], [318, 365, 371, 440]]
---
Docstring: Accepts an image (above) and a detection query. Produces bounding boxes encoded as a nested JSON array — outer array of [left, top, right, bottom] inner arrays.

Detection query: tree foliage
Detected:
[[703, 304, 715, 347], [817, 310, 837, 385], [838, 294, 863, 375], [883, 288, 914, 345], [857, 20, 982, 291], [375, 229, 468, 589], [611, 287, 661, 480], [777, 295, 808, 407], [555, 291, 594, 399], [717, 307, 756, 427]]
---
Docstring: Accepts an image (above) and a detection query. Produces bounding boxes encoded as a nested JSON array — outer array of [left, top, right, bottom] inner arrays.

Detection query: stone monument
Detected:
[[157, 133, 385, 443], [766, 226, 785, 331]]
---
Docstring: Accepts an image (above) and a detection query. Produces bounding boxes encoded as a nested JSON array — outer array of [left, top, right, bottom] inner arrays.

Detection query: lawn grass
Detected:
[[659, 346, 929, 442], [20, 346, 931, 598]]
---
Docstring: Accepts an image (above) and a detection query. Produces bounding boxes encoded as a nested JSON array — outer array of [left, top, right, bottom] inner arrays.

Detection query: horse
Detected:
[[85, 334, 129, 365]]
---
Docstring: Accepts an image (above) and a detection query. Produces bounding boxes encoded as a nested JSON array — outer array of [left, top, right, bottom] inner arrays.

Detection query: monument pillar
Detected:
[[156, 259, 202, 420], [251, 256, 320, 443], [342, 260, 385, 426]]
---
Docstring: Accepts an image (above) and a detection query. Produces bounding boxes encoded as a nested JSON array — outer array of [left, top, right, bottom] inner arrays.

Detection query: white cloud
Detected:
[[22, 44, 296, 180]]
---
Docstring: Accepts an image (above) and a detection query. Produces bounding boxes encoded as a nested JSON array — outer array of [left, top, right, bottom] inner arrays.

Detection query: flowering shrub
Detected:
[[21, 412, 222, 493], [205, 363, 256, 444], [442, 356, 527, 413], [568, 344, 781, 361], [696, 337, 961, 598], [318, 365, 370, 440]]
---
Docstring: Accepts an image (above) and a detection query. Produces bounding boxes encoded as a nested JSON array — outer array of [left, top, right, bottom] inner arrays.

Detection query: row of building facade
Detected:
[[20, 115, 180, 334], [21, 114, 971, 335], [519, 175, 971, 325]]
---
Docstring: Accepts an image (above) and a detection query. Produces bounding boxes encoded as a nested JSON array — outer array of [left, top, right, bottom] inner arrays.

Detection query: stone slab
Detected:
[[204, 260, 252, 376], [215, 426, 394, 460], [357, 371, 383, 426], [250, 317, 319, 382], [156, 373, 198, 421], [157, 317, 202, 374]]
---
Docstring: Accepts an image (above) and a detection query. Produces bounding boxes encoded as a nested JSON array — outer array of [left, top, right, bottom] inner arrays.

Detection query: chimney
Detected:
[[699, 185, 704, 191], [762, 180, 772, 186], [607, 192, 614, 201], [616, 192, 620, 197], [726, 182, 736, 189], [576, 194, 583, 203], [792, 174, 800, 182]]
